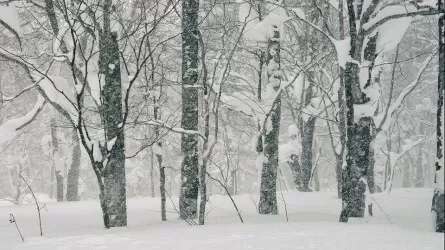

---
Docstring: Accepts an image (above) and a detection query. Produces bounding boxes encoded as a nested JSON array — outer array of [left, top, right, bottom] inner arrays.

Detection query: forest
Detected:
[[0, 0, 444, 249]]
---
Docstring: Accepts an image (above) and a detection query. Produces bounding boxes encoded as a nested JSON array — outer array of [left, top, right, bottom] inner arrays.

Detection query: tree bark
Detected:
[[258, 24, 281, 215], [56, 171, 64, 202], [299, 117, 316, 191], [66, 128, 80, 201], [335, 0, 346, 199], [340, 0, 378, 222], [99, 7, 127, 226], [415, 121, 426, 187], [153, 93, 166, 221], [402, 157, 412, 188], [150, 146, 155, 198], [179, 0, 200, 219], [432, 0, 444, 232], [49, 119, 58, 200]]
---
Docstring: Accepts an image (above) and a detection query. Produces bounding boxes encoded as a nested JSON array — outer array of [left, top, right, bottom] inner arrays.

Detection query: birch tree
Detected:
[[432, 0, 444, 233]]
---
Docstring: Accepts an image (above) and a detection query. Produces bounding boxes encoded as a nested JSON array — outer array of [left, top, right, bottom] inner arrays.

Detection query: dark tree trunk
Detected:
[[288, 154, 303, 189], [335, 154, 344, 198], [157, 152, 166, 221], [367, 123, 376, 194], [340, 50, 370, 223], [66, 128, 80, 201], [299, 117, 316, 192], [44, 0, 127, 228], [179, 0, 200, 219], [432, 0, 444, 233], [335, 0, 346, 199], [340, 0, 377, 222], [258, 23, 281, 215], [99, 9, 127, 226]]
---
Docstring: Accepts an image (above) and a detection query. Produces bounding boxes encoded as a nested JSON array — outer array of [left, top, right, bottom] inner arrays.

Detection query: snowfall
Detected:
[[0, 189, 443, 249]]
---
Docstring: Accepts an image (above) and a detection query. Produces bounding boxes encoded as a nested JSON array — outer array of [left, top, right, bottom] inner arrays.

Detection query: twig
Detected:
[[165, 191, 196, 226], [371, 196, 393, 224], [19, 175, 43, 236], [9, 214, 24, 242], [278, 169, 289, 222], [248, 193, 259, 213], [207, 172, 244, 223]]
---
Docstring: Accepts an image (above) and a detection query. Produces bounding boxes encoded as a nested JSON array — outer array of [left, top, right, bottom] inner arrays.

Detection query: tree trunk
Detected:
[[150, 147, 155, 198], [340, 1, 377, 222], [299, 117, 315, 191], [99, 24, 127, 227], [310, 146, 321, 192], [258, 23, 281, 215], [340, 115, 373, 222], [415, 121, 426, 187], [158, 152, 166, 221], [66, 128, 80, 201], [154, 93, 166, 221], [56, 171, 64, 202], [334, 0, 346, 200], [49, 119, 58, 199], [288, 154, 303, 190], [335, 154, 343, 198], [402, 157, 412, 188], [432, 0, 444, 232], [179, 0, 200, 219]]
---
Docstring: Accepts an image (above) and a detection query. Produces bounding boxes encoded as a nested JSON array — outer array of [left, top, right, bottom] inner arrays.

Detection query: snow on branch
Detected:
[[143, 120, 205, 140], [374, 47, 437, 132], [0, 3, 21, 35], [1, 82, 37, 101], [384, 137, 428, 193], [0, 94, 46, 146], [363, 3, 439, 34]]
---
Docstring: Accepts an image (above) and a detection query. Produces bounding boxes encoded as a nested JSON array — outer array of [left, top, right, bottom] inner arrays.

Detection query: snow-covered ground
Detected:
[[1, 189, 443, 249]]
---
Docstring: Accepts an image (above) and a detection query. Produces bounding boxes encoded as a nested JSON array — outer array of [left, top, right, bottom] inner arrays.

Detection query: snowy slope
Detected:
[[0, 189, 443, 249]]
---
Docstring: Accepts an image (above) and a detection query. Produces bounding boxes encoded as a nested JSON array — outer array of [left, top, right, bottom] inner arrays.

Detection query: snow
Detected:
[[38, 76, 78, 121], [53, 23, 70, 54], [376, 17, 412, 53], [292, 8, 305, 20], [363, 5, 429, 32], [153, 143, 163, 156], [292, 73, 305, 102], [0, 4, 22, 34], [238, 2, 258, 30], [221, 92, 262, 116], [417, 0, 438, 8], [244, 13, 292, 42], [279, 139, 301, 163], [287, 124, 298, 137], [92, 140, 103, 162], [0, 189, 443, 249], [373, 49, 436, 130], [0, 95, 45, 146], [334, 38, 352, 69], [87, 71, 104, 105], [107, 137, 117, 151]]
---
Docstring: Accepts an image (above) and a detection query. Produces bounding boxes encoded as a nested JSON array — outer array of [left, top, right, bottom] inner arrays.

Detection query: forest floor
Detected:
[[0, 188, 443, 249]]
